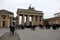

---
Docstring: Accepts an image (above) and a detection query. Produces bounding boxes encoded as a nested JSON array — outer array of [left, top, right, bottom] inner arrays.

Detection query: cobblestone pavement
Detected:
[[16, 28, 60, 40], [0, 32, 20, 40], [0, 28, 9, 37]]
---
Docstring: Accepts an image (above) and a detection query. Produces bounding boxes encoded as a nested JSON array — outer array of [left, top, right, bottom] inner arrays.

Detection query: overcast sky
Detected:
[[0, 0, 60, 19]]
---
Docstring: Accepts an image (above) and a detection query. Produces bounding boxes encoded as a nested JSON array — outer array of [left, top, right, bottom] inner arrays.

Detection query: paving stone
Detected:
[[0, 32, 19, 40]]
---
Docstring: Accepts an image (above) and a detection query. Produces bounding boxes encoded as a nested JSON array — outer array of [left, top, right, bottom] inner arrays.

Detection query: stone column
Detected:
[[39, 16, 41, 25], [33, 16, 36, 25], [8, 16, 10, 27], [17, 14, 19, 26], [0, 15, 3, 27], [40, 16, 43, 25], [26, 15, 29, 26], [37, 16, 40, 25], [0, 15, 1, 27], [35, 16, 37, 26], [22, 15, 24, 26], [32, 15, 36, 26], [6, 16, 9, 27], [10, 17, 13, 26]]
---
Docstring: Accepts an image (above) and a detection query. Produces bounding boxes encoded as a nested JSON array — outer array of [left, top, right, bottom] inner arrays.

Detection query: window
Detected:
[[1, 15, 6, 19]]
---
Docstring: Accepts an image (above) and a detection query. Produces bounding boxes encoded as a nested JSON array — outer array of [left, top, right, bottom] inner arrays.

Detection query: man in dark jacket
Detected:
[[10, 25, 15, 35]]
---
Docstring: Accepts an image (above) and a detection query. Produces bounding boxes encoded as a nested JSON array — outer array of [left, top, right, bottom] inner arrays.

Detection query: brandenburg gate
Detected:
[[16, 6, 44, 27]]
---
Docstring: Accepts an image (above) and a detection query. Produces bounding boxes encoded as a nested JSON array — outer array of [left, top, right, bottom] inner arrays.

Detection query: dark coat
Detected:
[[10, 26, 15, 31]]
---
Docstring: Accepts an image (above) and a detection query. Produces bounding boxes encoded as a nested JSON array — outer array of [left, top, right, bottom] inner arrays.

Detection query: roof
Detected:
[[46, 16, 60, 20], [54, 12, 60, 15], [17, 8, 43, 14], [0, 9, 13, 15]]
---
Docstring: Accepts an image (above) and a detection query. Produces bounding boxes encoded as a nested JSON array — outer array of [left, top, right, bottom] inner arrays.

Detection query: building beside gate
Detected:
[[44, 12, 60, 26], [0, 9, 14, 27]]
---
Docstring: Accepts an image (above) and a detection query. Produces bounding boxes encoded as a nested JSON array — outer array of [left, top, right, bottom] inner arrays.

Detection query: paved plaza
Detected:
[[16, 27, 60, 40], [0, 28, 9, 37], [0, 32, 19, 40], [0, 28, 20, 40], [0, 27, 60, 40]]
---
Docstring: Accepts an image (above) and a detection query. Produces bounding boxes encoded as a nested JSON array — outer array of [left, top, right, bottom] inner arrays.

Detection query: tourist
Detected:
[[10, 25, 15, 35]]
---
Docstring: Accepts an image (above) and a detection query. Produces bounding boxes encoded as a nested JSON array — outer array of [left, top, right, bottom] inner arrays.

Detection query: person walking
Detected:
[[10, 25, 15, 35]]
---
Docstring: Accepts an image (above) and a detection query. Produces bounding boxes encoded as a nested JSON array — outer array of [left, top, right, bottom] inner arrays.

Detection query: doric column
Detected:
[[35, 16, 37, 26], [32, 15, 36, 26], [0, 15, 1, 27], [26, 15, 29, 26], [37, 16, 43, 25], [17, 15, 19, 26], [33, 16, 36, 25], [40, 16, 43, 25], [37, 16, 40, 25], [11, 17, 13, 26], [22, 15, 24, 26], [6, 16, 9, 27], [0, 15, 3, 27]]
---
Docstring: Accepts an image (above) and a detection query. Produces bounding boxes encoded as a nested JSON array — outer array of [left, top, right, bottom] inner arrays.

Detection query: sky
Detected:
[[0, 0, 60, 19]]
